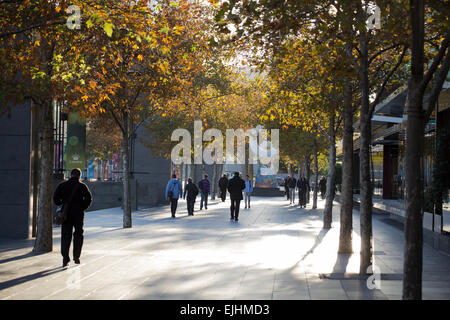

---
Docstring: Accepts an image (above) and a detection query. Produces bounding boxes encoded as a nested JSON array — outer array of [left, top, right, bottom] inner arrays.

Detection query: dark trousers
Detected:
[[220, 188, 226, 202], [170, 197, 178, 216], [299, 190, 307, 206], [200, 192, 208, 209], [230, 199, 241, 219], [286, 187, 290, 200], [61, 218, 84, 261], [187, 200, 195, 215]]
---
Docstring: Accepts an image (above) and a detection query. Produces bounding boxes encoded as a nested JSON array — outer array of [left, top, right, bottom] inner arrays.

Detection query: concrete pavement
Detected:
[[1, 196, 449, 300]]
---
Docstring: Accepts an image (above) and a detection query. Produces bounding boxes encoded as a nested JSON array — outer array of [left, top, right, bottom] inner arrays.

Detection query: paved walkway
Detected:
[[1, 196, 449, 300]]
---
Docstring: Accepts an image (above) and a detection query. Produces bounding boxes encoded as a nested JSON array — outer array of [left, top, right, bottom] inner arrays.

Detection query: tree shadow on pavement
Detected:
[[0, 250, 46, 265], [297, 228, 330, 265], [0, 267, 65, 291]]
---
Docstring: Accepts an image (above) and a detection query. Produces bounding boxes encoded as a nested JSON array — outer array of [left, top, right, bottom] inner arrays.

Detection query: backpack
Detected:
[[54, 183, 80, 225], [168, 180, 175, 198], [193, 184, 199, 197]]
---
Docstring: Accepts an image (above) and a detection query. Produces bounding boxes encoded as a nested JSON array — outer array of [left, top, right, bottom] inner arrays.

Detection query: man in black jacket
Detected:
[[319, 176, 327, 200], [287, 175, 297, 204], [218, 174, 229, 202], [297, 174, 310, 208], [53, 168, 92, 267], [227, 172, 245, 221], [183, 178, 199, 216], [284, 176, 290, 201]]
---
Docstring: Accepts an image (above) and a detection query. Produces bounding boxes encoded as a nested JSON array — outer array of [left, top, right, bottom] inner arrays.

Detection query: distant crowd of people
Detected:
[[165, 172, 330, 220], [283, 174, 327, 207], [165, 172, 253, 221]]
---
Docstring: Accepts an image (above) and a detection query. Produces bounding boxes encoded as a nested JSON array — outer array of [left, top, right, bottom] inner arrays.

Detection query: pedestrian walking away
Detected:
[[53, 168, 93, 267], [319, 176, 327, 200], [227, 172, 245, 221], [244, 175, 253, 209], [166, 174, 183, 218], [284, 176, 290, 201], [218, 174, 229, 202], [287, 175, 297, 204], [183, 178, 199, 216], [297, 174, 310, 208], [198, 174, 211, 210]]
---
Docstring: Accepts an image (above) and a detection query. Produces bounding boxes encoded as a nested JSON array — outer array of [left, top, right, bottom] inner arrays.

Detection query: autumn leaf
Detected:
[[104, 22, 114, 37]]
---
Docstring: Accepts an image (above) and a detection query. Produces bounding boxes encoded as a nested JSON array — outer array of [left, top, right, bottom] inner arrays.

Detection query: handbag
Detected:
[[168, 181, 174, 198], [54, 183, 80, 225]]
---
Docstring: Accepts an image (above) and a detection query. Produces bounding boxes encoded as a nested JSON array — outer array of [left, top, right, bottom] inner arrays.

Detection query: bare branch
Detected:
[[104, 104, 126, 135], [425, 50, 450, 121], [0, 19, 65, 39], [369, 45, 408, 117], [419, 27, 450, 97], [368, 43, 403, 65]]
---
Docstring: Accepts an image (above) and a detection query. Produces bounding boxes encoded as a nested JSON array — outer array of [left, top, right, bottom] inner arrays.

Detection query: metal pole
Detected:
[[437, 95, 444, 235]]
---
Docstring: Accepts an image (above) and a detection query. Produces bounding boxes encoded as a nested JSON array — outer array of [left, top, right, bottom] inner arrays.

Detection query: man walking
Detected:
[[319, 176, 327, 200], [166, 174, 183, 218], [218, 174, 229, 202], [284, 176, 290, 201], [198, 174, 211, 210], [244, 175, 253, 209], [53, 168, 92, 267], [287, 174, 297, 204], [183, 178, 199, 216], [297, 174, 310, 208], [227, 172, 245, 221]]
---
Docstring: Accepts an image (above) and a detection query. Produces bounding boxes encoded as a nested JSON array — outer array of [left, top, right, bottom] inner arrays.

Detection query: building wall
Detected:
[[0, 101, 32, 238], [133, 125, 171, 208]]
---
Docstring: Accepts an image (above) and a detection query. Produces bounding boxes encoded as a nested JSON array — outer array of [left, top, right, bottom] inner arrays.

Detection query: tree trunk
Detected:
[[305, 156, 311, 182], [324, 115, 336, 228], [313, 134, 319, 209], [192, 163, 197, 184], [211, 162, 217, 200], [404, 93, 425, 300], [33, 100, 54, 252], [122, 111, 132, 228], [358, 2, 373, 276], [103, 159, 107, 180], [305, 155, 311, 204], [339, 83, 354, 253], [403, 0, 425, 300], [31, 102, 40, 238], [183, 163, 188, 191]]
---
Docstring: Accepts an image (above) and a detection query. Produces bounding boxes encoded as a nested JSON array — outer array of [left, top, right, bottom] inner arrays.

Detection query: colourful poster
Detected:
[[255, 166, 279, 188], [66, 112, 86, 171]]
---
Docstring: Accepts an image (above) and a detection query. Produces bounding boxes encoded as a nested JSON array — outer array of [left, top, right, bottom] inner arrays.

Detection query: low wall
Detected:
[[84, 181, 124, 212], [252, 187, 285, 197], [84, 179, 165, 212]]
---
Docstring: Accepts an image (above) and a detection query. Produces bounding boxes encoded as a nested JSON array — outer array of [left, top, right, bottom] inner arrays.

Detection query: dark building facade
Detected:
[[0, 101, 33, 238], [350, 83, 450, 204]]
